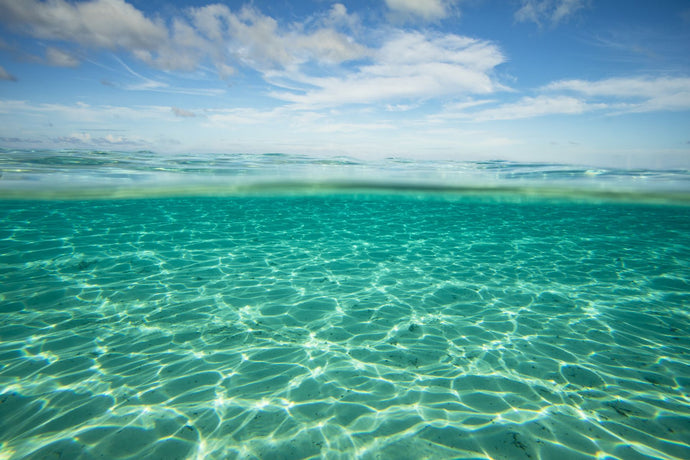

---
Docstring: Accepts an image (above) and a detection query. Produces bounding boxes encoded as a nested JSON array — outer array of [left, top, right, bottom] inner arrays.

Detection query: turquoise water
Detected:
[[1, 151, 689, 459]]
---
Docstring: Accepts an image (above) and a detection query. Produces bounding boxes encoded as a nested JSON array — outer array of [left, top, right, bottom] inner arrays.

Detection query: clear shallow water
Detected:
[[1, 150, 690, 459]]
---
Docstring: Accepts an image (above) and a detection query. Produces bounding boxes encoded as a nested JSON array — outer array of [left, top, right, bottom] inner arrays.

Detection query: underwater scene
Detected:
[[0, 150, 689, 459]]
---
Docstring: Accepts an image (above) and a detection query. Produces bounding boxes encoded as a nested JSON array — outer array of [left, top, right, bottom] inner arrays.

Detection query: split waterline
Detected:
[[0, 150, 688, 459]]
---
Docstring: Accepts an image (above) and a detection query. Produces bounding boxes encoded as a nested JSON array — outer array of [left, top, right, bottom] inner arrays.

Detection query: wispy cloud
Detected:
[[545, 76, 690, 112], [0, 65, 16, 81], [45, 47, 80, 67], [0, 99, 169, 123], [432, 76, 690, 121], [112, 56, 225, 96], [515, 0, 588, 27], [470, 95, 597, 121], [384, 0, 456, 21], [171, 107, 196, 118]]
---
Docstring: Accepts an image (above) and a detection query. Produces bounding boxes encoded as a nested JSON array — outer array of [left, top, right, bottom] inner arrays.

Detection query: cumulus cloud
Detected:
[[171, 3, 367, 73], [0, 0, 367, 74], [188, 5, 367, 72], [385, 0, 454, 21], [271, 31, 506, 108], [0, 0, 167, 50], [0, 65, 17, 81], [515, 0, 587, 26]]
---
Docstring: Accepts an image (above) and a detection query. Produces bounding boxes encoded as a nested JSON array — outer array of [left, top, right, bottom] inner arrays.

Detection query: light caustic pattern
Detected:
[[0, 195, 689, 459]]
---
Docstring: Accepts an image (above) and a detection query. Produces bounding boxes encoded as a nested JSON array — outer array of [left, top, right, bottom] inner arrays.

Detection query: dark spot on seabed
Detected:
[[510, 432, 531, 457], [77, 259, 96, 270]]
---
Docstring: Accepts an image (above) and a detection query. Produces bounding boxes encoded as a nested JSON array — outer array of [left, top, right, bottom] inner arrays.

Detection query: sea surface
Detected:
[[1, 149, 689, 459]]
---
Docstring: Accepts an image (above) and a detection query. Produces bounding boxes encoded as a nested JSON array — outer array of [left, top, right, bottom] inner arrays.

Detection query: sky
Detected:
[[0, 0, 689, 168]]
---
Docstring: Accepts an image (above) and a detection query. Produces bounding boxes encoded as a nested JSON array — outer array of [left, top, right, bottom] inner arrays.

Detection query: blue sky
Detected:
[[0, 0, 689, 167]]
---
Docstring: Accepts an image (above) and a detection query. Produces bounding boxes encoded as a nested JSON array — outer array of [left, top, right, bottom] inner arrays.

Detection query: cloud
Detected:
[[271, 31, 506, 108], [384, 0, 453, 21], [545, 76, 690, 112], [0, 99, 171, 124], [0, 65, 17, 81], [469, 95, 595, 121], [45, 47, 80, 67], [189, 5, 368, 71], [112, 56, 225, 96], [171, 107, 196, 118], [0, 0, 167, 50], [515, 0, 587, 26], [0, 1, 367, 75], [56, 132, 145, 146], [435, 76, 690, 121], [321, 3, 360, 31]]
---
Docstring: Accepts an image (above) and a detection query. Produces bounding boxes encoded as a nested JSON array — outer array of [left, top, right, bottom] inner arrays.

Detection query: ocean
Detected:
[[0, 149, 689, 459]]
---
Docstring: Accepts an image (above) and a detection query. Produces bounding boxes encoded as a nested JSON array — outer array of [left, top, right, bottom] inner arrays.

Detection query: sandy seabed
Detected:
[[1, 195, 689, 459]]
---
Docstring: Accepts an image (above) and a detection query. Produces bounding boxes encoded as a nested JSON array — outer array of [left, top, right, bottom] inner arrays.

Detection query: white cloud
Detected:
[[0, 0, 167, 50], [385, 103, 420, 112], [56, 131, 144, 146], [271, 31, 506, 108], [213, 6, 368, 71], [45, 47, 80, 67], [0, 99, 171, 124], [552, 0, 586, 23], [427, 99, 495, 121], [545, 76, 690, 112], [515, 0, 587, 26], [0, 1, 368, 75], [469, 95, 595, 121], [112, 56, 225, 96], [546, 76, 690, 98], [436, 76, 690, 122], [183, 4, 367, 76], [385, 0, 453, 21], [322, 3, 360, 31], [202, 107, 288, 126], [171, 107, 196, 118], [215, 63, 236, 80], [0, 65, 16, 81]]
